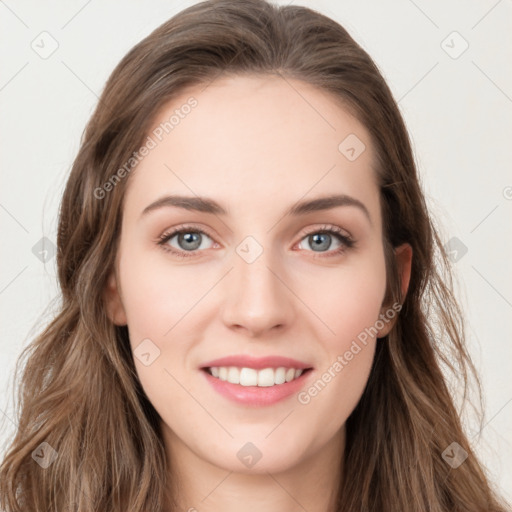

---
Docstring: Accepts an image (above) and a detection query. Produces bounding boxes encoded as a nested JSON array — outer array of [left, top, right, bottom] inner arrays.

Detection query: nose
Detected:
[[220, 247, 295, 338]]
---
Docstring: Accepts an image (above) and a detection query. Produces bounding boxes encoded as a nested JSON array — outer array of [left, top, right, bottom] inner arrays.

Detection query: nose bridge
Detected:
[[220, 234, 294, 335]]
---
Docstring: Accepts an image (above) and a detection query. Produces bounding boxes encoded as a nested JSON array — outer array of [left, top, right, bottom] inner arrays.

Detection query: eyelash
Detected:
[[156, 223, 355, 259]]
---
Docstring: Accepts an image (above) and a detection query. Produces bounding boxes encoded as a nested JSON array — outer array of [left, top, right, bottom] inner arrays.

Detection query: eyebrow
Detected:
[[140, 193, 371, 223]]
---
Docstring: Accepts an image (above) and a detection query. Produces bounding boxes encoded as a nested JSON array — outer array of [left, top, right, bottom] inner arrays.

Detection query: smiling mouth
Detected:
[[203, 366, 313, 387]]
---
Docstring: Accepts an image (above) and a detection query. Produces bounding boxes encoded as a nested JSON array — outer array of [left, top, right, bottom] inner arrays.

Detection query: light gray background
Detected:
[[1, 0, 511, 503]]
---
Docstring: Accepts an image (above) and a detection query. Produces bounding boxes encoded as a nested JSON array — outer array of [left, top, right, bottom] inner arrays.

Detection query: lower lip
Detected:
[[202, 369, 313, 406]]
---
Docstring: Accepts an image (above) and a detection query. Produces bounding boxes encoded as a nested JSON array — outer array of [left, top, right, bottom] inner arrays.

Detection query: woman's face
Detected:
[[106, 74, 403, 474]]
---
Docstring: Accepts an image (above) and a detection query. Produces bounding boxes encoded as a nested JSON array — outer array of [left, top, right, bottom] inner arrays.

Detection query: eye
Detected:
[[157, 225, 216, 258], [296, 225, 355, 257], [157, 223, 355, 259]]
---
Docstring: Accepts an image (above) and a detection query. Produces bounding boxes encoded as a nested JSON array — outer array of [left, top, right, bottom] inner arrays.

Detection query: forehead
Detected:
[[124, 74, 380, 222]]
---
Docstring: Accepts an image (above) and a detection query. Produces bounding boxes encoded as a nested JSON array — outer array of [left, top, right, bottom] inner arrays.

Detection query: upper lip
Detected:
[[200, 355, 313, 370]]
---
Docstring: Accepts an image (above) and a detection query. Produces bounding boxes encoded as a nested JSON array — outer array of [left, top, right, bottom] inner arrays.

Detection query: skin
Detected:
[[105, 74, 412, 512]]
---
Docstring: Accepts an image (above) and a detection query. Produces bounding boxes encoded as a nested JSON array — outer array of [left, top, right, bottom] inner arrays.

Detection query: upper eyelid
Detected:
[[159, 224, 215, 241]]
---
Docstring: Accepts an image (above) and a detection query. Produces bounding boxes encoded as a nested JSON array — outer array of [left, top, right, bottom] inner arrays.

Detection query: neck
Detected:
[[162, 425, 345, 512]]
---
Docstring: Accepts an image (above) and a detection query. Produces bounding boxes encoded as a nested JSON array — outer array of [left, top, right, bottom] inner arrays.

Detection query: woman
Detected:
[[0, 0, 509, 510]]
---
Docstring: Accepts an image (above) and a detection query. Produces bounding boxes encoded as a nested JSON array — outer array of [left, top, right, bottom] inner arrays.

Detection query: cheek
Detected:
[[327, 267, 386, 347], [118, 250, 204, 417], [293, 251, 386, 424], [118, 249, 204, 343], [294, 249, 387, 349]]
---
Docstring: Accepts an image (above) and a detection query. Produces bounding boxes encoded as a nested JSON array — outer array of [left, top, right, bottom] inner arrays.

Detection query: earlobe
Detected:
[[104, 272, 128, 326], [376, 243, 413, 338]]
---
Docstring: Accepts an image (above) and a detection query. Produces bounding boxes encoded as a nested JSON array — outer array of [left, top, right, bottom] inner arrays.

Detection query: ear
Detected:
[[104, 271, 128, 326], [376, 243, 412, 338]]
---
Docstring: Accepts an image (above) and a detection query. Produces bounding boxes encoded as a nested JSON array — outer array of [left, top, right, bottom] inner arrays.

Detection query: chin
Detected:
[[202, 434, 314, 475]]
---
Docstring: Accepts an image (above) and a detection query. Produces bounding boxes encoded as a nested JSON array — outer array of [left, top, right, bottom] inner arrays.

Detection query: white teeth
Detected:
[[208, 366, 306, 387], [285, 368, 295, 382], [274, 367, 286, 385], [239, 367, 258, 386], [257, 368, 275, 387], [227, 367, 240, 384], [218, 367, 228, 381]]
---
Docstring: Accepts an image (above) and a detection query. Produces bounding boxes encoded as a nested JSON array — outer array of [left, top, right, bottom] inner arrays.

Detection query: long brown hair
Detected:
[[0, 0, 508, 510]]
